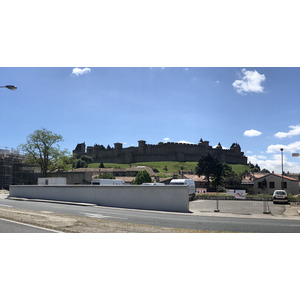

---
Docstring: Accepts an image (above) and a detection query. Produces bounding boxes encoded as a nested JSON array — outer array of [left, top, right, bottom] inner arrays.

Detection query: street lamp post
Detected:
[[0, 85, 17, 91], [280, 148, 284, 189]]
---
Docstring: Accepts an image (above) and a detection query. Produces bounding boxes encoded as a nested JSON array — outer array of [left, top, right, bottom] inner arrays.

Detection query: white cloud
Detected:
[[248, 154, 300, 173], [163, 137, 170, 142], [266, 141, 300, 154], [244, 129, 262, 137], [274, 125, 300, 138], [177, 140, 193, 144], [232, 68, 266, 95], [72, 67, 91, 76]]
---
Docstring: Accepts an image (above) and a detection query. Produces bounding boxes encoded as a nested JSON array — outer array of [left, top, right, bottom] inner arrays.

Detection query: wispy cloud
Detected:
[[274, 125, 300, 138], [163, 137, 170, 142], [248, 154, 300, 173], [177, 140, 193, 144], [266, 141, 300, 154], [232, 69, 266, 95], [244, 129, 262, 137], [72, 67, 91, 76]]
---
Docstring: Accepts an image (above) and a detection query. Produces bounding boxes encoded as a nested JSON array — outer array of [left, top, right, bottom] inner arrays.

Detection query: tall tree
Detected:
[[19, 128, 69, 177], [195, 153, 223, 188]]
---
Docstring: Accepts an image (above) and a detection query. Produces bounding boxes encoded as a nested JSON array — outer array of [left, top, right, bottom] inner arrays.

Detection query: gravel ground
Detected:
[[0, 206, 213, 233]]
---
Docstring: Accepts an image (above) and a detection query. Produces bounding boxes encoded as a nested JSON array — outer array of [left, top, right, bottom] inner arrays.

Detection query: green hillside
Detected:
[[87, 161, 250, 176]]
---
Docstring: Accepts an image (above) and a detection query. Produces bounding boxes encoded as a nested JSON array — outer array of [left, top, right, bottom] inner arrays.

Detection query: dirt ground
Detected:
[[0, 206, 213, 233]]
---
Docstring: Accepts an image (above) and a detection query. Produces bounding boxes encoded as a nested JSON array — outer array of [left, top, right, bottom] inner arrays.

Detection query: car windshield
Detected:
[[276, 191, 286, 195]]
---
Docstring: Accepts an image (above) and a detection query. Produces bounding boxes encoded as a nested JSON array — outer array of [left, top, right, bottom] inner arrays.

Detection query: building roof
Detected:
[[253, 173, 300, 182], [114, 176, 135, 183], [183, 174, 207, 182]]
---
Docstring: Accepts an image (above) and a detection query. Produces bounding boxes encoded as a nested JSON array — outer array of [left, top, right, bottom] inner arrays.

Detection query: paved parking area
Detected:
[[189, 199, 297, 217]]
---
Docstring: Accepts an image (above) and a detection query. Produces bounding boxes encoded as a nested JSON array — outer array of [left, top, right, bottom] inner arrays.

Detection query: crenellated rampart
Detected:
[[74, 139, 247, 165]]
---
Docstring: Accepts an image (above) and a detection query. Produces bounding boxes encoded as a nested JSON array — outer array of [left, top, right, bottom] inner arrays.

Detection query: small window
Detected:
[[269, 182, 275, 188], [281, 182, 287, 189], [258, 182, 263, 188]]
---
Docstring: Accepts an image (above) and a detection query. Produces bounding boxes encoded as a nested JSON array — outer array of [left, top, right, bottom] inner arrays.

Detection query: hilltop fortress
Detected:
[[73, 139, 248, 165]]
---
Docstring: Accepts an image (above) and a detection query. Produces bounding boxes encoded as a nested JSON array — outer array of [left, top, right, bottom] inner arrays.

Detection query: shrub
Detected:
[[76, 159, 88, 168], [80, 155, 94, 164], [133, 170, 152, 185]]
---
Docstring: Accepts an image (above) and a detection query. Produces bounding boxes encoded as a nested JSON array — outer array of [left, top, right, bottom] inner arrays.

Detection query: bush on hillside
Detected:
[[133, 170, 152, 185]]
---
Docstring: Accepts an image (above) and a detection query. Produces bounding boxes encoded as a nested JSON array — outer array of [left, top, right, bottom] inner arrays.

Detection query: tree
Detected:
[[76, 159, 88, 168], [195, 153, 223, 188], [133, 170, 152, 185], [220, 163, 242, 189], [80, 155, 93, 164], [19, 128, 69, 177]]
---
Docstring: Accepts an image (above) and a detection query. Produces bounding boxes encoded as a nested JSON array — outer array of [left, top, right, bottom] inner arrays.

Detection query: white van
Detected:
[[169, 179, 195, 200], [91, 179, 126, 186]]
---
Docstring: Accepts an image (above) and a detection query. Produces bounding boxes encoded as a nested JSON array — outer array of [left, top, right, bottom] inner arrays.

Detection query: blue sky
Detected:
[[0, 67, 299, 173]]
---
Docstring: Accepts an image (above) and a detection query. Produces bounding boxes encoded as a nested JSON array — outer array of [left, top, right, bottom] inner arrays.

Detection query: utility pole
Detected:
[[280, 148, 284, 189]]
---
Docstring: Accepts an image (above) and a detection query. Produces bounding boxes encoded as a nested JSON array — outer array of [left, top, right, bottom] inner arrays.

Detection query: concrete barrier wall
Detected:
[[9, 185, 189, 213]]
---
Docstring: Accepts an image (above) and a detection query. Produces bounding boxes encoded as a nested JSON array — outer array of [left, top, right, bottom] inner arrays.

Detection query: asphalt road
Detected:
[[1, 196, 300, 232], [0, 217, 57, 233]]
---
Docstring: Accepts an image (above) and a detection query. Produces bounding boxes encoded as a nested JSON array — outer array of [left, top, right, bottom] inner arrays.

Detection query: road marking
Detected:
[[82, 213, 128, 220], [0, 204, 13, 208], [39, 211, 53, 214]]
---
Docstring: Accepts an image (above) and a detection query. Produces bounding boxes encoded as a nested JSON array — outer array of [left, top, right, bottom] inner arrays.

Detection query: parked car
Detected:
[[272, 190, 288, 203]]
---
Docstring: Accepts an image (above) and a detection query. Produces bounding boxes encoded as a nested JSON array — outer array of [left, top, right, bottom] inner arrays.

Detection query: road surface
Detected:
[[0, 217, 58, 233], [1, 196, 300, 232]]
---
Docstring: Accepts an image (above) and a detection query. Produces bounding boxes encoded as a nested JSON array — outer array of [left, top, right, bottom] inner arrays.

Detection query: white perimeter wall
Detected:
[[9, 185, 189, 213]]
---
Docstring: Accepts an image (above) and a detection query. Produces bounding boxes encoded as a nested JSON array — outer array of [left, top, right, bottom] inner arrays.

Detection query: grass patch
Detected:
[[230, 164, 251, 174], [88, 163, 130, 169], [68, 161, 249, 176]]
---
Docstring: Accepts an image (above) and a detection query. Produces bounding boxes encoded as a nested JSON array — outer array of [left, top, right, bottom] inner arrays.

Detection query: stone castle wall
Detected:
[[73, 140, 248, 165]]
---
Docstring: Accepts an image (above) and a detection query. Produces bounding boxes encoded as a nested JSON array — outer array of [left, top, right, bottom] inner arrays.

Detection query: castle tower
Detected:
[[138, 140, 146, 148], [114, 143, 123, 150], [138, 140, 146, 154]]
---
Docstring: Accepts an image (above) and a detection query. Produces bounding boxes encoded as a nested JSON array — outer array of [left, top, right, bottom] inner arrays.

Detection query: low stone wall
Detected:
[[9, 185, 190, 213]]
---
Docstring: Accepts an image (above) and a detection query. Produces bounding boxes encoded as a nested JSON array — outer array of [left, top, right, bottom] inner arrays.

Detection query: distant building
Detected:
[[50, 166, 156, 185], [248, 173, 299, 195], [73, 139, 248, 165]]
